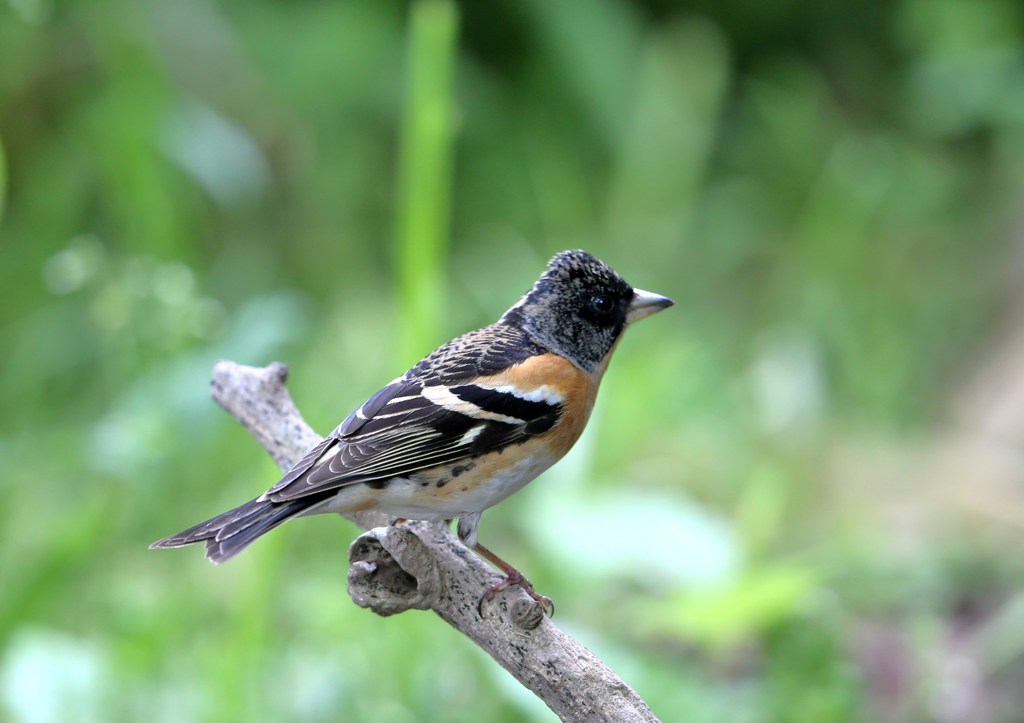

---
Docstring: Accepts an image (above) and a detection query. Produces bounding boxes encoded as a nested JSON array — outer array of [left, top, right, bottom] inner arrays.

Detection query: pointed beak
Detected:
[[626, 288, 674, 324]]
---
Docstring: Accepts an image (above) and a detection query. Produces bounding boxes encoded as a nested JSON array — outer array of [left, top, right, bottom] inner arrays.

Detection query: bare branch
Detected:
[[210, 360, 660, 723]]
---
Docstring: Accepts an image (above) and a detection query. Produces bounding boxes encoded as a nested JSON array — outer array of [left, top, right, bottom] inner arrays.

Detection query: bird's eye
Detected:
[[590, 294, 613, 314]]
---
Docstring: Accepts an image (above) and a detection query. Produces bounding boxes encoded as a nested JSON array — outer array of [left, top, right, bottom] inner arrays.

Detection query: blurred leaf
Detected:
[[633, 565, 818, 651], [606, 18, 730, 247], [522, 0, 642, 143], [733, 462, 793, 556], [0, 496, 114, 640], [159, 97, 271, 206], [528, 487, 741, 587], [1, 629, 109, 723]]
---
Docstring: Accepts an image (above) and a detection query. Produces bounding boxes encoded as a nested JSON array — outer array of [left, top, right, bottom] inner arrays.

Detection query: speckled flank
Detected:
[[343, 437, 563, 521]]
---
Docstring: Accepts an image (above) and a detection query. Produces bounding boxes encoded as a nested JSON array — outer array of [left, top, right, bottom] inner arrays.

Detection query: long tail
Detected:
[[150, 495, 322, 564]]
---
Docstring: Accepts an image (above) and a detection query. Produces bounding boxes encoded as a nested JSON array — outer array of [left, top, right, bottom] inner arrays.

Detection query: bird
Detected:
[[151, 249, 673, 613]]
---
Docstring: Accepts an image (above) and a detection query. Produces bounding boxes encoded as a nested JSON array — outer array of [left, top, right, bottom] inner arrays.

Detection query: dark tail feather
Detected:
[[150, 496, 316, 564]]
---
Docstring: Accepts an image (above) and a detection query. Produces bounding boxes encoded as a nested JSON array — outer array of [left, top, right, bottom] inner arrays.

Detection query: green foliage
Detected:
[[634, 566, 818, 651], [2, 0, 1024, 720], [394, 0, 459, 362], [0, 132, 6, 224]]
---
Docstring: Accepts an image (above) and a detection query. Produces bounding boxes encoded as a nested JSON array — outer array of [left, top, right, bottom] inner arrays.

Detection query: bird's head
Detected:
[[503, 250, 674, 372]]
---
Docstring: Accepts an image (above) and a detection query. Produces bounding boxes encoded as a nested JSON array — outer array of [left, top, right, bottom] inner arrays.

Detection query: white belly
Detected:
[[312, 446, 559, 522]]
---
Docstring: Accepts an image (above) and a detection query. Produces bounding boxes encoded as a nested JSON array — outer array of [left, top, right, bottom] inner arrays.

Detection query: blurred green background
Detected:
[[2, 0, 1024, 720]]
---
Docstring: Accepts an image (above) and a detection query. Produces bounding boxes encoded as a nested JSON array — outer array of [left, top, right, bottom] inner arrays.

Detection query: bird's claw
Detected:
[[477, 569, 554, 618]]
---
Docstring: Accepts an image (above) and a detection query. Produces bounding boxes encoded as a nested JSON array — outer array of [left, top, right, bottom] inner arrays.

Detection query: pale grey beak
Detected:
[[626, 287, 674, 324]]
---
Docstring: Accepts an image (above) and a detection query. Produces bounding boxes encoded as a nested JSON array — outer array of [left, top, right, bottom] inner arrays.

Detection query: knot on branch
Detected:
[[347, 525, 442, 616], [510, 598, 547, 630]]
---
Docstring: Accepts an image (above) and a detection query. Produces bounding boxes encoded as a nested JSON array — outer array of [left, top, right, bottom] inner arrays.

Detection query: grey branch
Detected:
[[210, 360, 660, 723]]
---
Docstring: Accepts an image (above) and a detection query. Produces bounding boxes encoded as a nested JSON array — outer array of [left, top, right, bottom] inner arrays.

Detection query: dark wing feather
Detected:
[[151, 493, 333, 563], [263, 377, 561, 502], [261, 434, 336, 495]]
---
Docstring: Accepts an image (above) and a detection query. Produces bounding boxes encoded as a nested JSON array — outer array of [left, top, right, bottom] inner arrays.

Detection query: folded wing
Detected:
[[262, 377, 563, 502]]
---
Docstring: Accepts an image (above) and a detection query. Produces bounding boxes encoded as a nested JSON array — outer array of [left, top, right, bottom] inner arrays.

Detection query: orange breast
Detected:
[[474, 352, 601, 457]]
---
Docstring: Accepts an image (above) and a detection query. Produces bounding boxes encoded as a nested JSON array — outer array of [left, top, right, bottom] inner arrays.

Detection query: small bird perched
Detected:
[[152, 250, 673, 612]]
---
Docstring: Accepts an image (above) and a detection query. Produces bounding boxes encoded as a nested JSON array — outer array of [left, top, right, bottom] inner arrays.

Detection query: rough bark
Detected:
[[210, 360, 660, 723]]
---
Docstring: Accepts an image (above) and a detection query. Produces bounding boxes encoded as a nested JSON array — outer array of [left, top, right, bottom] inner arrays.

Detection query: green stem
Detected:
[[393, 0, 460, 363], [0, 132, 6, 225]]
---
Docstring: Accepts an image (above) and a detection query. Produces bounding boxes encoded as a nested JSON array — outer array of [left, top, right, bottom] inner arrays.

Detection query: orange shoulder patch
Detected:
[[478, 353, 601, 457]]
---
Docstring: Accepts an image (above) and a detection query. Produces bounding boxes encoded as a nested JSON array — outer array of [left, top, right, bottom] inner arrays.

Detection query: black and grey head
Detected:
[[502, 250, 673, 371]]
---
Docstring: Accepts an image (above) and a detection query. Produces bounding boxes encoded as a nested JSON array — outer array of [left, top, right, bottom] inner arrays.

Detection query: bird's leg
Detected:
[[474, 542, 554, 617]]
